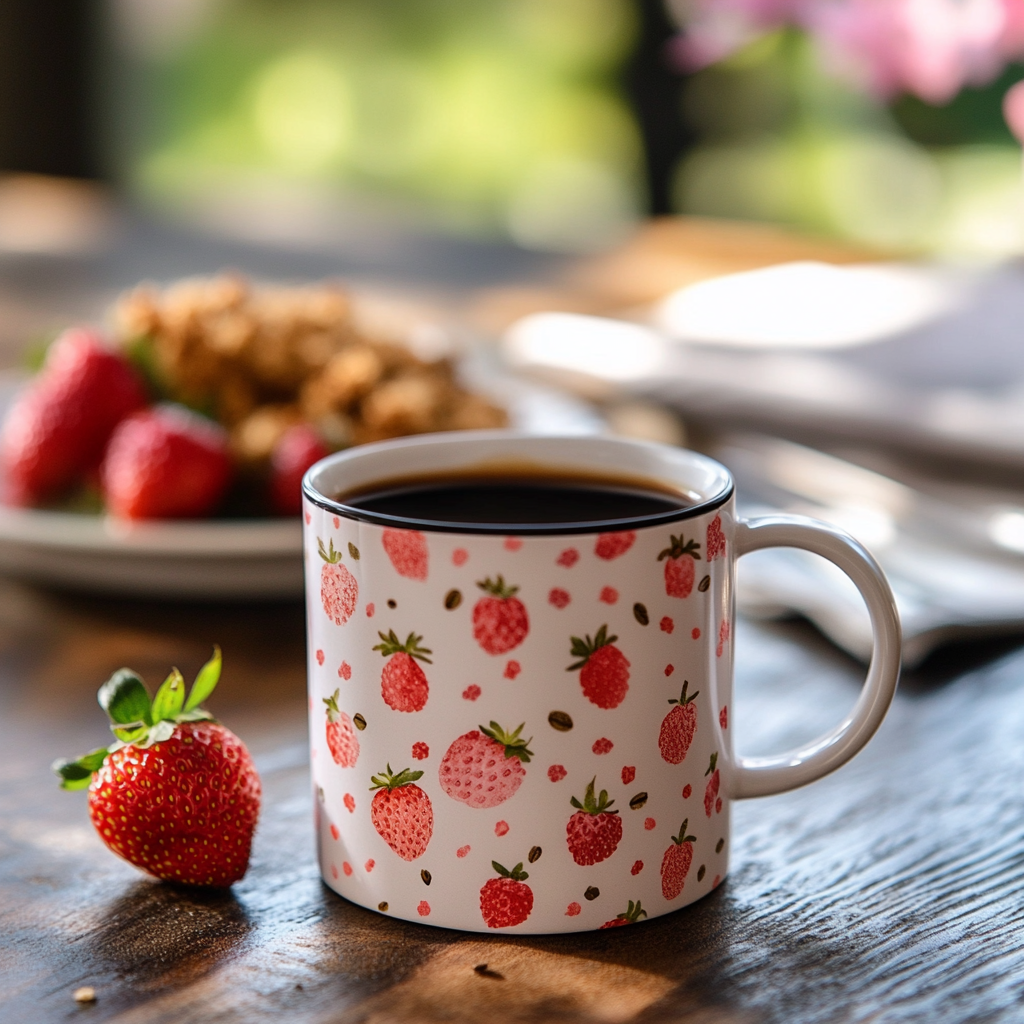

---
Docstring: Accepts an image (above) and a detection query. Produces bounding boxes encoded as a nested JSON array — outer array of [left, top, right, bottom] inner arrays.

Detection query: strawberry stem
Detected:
[[318, 537, 343, 564], [373, 629, 433, 664], [658, 534, 701, 562], [369, 764, 424, 791], [705, 752, 718, 776], [477, 575, 520, 599], [672, 820, 696, 845], [323, 689, 342, 723], [668, 680, 699, 706], [569, 776, 618, 816], [479, 722, 534, 763], [615, 900, 648, 923], [566, 624, 618, 671], [492, 860, 529, 881]]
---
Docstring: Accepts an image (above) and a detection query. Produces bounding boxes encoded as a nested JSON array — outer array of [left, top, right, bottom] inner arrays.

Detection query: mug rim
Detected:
[[302, 430, 734, 536]]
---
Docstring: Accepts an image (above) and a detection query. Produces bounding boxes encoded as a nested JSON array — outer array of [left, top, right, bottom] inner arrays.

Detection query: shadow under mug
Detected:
[[302, 432, 901, 934]]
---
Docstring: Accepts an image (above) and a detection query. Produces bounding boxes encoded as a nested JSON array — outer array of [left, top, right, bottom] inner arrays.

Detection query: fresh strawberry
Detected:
[[566, 777, 622, 865], [661, 820, 696, 899], [594, 530, 636, 560], [53, 648, 260, 887], [318, 538, 358, 625], [323, 689, 359, 767], [567, 625, 630, 709], [2, 328, 147, 505], [658, 681, 699, 764], [373, 629, 431, 711], [369, 764, 433, 860], [600, 900, 648, 928], [438, 722, 532, 808], [704, 753, 720, 817], [706, 514, 726, 560], [472, 576, 529, 654], [382, 528, 428, 580], [102, 405, 232, 519], [480, 860, 533, 928], [658, 534, 701, 598], [270, 424, 329, 515]]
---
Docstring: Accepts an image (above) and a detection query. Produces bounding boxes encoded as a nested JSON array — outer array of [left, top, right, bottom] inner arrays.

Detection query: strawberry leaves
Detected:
[[570, 776, 618, 816], [567, 625, 618, 671], [53, 648, 224, 790], [479, 722, 534, 763], [185, 646, 222, 712], [492, 860, 529, 881], [373, 630, 433, 663], [369, 764, 424, 791]]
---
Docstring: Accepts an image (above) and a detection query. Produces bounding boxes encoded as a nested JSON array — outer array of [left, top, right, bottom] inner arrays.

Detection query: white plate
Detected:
[[0, 365, 602, 598]]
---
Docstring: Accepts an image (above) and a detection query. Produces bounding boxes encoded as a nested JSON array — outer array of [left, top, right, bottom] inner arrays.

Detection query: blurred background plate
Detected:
[[0, 367, 602, 598]]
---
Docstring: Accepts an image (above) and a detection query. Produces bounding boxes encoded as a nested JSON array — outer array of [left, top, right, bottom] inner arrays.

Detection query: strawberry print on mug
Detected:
[[304, 433, 901, 933]]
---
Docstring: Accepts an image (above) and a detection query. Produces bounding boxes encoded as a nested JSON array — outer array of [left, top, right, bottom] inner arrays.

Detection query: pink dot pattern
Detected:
[[343, 862, 353, 876], [631, 860, 643, 875], [644, 818, 656, 831], [566, 902, 582, 917], [504, 660, 521, 680], [344, 793, 355, 813], [660, 617, 674, 633], [412, 741, 429, 760], [665, 664, 674, 676], [621, 766, 636, 785], [366, 603, 375, 617], [592, 738, 613, 755], [548, 765, 567, 782], [462, 684, 481, 701], [418, 901, 431, 916], [338, 661, 352, 680], [719, 706, 728, 729], [682, 784, 692, 799], [504, 537, 523, 552], [457, 845, 471, 858], [365, 859, 375, 872], [557, 548, 579, 568], [692, 627, 701, 640], [494, 820, 510, 836], [548, 588, 571, 608], [316, 650, 325, 665], [599, 586, 618, 604], [452, 548, 468, 566]]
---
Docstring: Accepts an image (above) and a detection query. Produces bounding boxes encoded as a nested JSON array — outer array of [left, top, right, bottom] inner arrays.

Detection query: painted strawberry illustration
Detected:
[[480, 860, 534, 928], [600, 900, 648, 928], [318, 538, 358, 625], [594, 531, 636, 560], [704, 753, 720, 817], [706, 514, 726, 560], [658, 534, 701, 598], [661, 820, 696, 899], [438, 722, 532, 808], [566, 777, 622, 865], [369, 764, 433, 860], [658, 681, 699, 764], [382, 528, 428, 580], [323, 690, 359, 767], [567, 625, 630, 709], [472, 576, 529, 655], [373, 630, 432, 712]]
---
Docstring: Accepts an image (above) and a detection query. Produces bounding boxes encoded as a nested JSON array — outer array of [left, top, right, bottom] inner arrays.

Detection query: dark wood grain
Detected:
[[2, 579, 1023, 1024]]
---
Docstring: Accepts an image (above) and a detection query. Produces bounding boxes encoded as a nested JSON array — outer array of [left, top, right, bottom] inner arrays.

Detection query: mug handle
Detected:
[[732, 514, 902, 799]]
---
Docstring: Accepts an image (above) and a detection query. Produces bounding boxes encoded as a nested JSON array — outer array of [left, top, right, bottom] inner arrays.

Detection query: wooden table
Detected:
[[3, 580, 1023, 1024], [1, 206, 1022, 1023]]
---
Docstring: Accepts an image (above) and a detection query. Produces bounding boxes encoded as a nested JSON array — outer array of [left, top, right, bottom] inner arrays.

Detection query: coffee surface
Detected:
[[342, 476, 688, 526]]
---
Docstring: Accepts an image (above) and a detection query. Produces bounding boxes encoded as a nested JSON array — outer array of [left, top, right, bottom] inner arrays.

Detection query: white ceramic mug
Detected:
[[302, 433, 900, 934]]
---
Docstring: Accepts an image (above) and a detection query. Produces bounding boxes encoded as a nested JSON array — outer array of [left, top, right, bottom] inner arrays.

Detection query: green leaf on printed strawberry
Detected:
[[570, 776, 618, 816], [369, 764, 425, 791], [476, 575, 520, 599], [567, 624, 618, 671], [658, 534, 701, 561], [318, 538, 343, 564], [615, 900, 648, 923], [672, 819, 696, 845], [668, 680, 699, 707], [372, 630, 433, 664], [480, 721, 534, 763], [492, 860, 529, 881]]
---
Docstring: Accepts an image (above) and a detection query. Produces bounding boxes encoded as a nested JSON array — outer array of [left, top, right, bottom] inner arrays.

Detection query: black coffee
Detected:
[[340, 472, 689, 526]]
